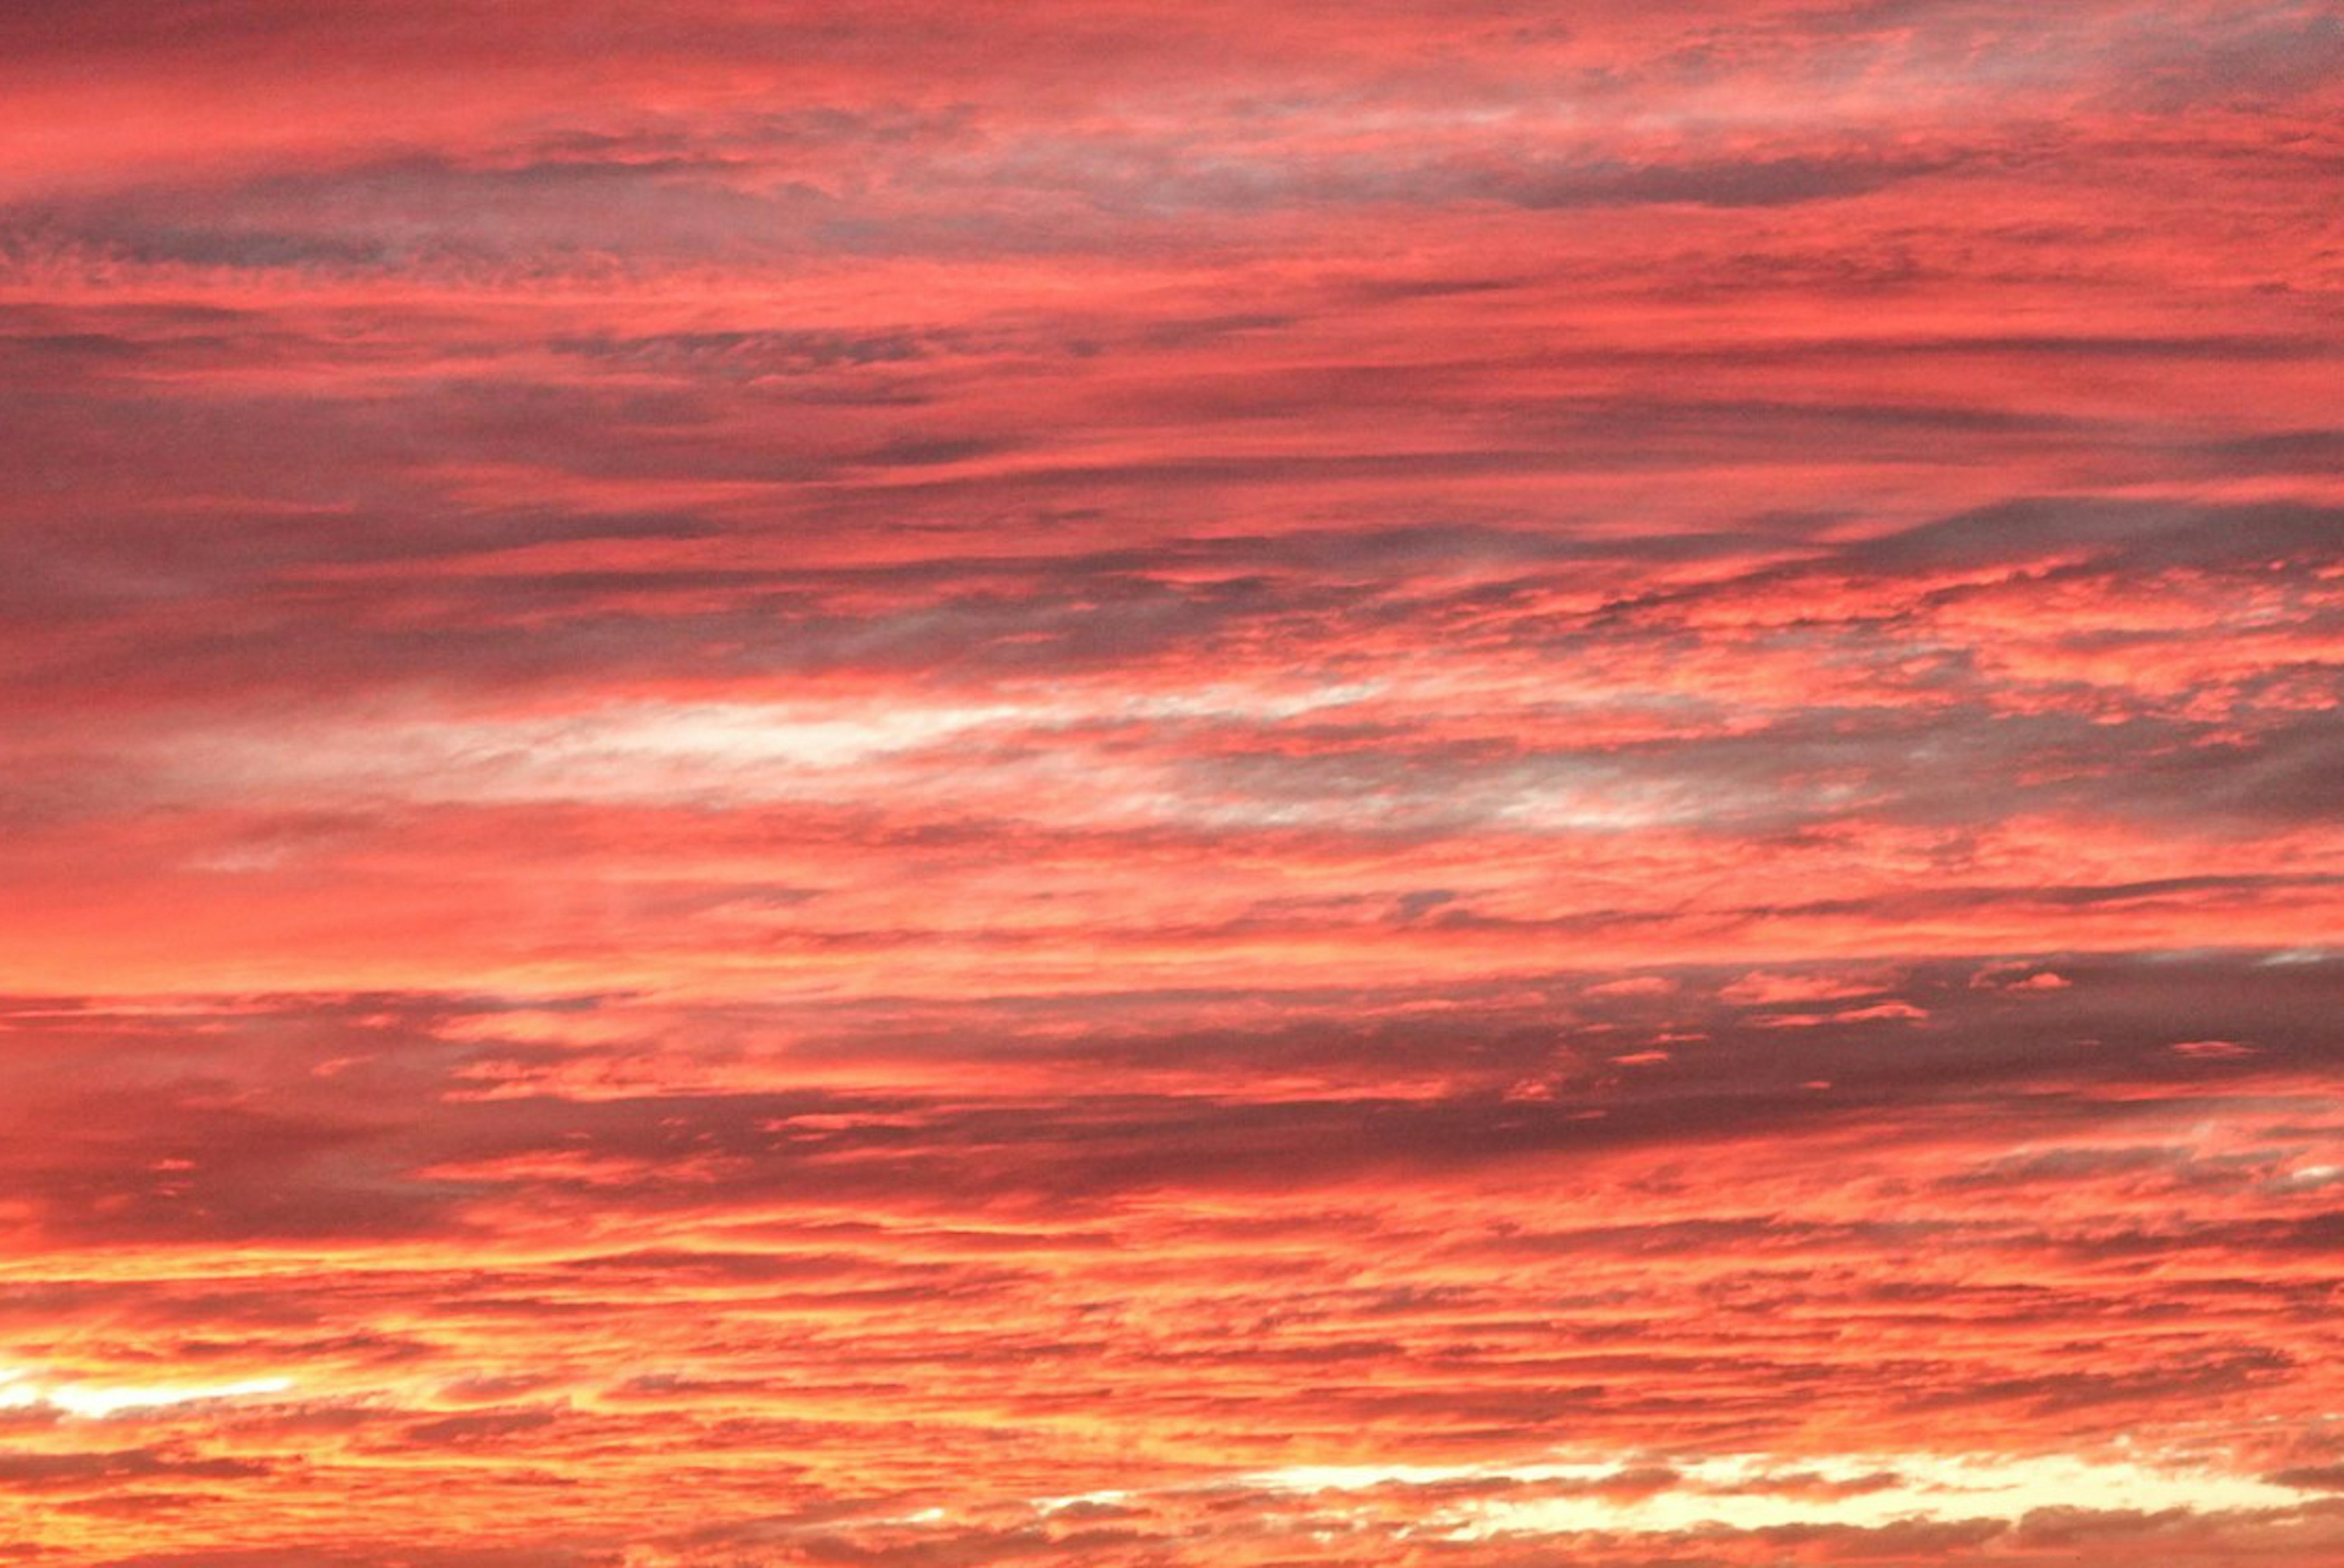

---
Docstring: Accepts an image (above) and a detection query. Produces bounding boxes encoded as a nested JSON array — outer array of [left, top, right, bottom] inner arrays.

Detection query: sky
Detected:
[[1, 1, 2341, 1563]]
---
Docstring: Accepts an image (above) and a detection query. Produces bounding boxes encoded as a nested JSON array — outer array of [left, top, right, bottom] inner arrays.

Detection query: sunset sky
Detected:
[[2, 2, 2342, 1564]]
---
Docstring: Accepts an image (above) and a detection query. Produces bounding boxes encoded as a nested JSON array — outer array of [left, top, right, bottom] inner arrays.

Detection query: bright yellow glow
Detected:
[[0, 1368, 294, 1419], [1237, 1450, 2318, 1538]]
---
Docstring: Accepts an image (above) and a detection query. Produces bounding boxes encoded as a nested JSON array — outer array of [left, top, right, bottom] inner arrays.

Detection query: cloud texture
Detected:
[[1, 1, 2340, 1563]]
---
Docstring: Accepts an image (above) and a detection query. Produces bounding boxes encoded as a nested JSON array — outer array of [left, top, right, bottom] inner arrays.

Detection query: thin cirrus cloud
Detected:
[[0, 1, 2339, 1564]]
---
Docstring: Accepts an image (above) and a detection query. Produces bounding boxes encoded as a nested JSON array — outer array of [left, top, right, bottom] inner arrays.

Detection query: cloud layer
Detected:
[[1, 1, 2340, 1563]]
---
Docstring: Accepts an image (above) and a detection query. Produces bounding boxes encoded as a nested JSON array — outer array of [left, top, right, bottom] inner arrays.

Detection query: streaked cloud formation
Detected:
[[2, 1, 2340, 1562]]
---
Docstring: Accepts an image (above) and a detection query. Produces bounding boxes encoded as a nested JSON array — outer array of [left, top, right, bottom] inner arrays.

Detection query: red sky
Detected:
[[2, 2, 2342, 1563]]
